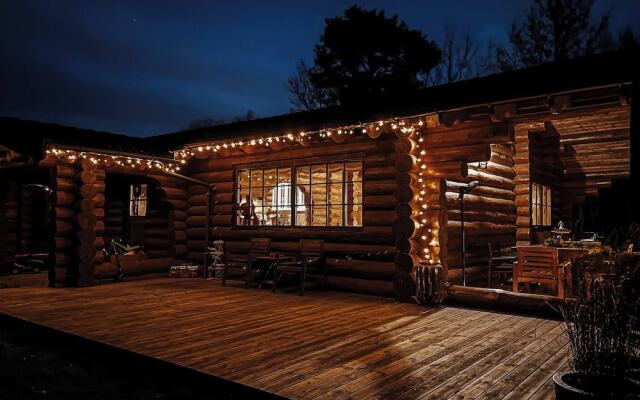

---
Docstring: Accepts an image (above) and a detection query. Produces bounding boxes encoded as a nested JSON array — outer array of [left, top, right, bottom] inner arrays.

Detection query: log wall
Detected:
[[184, 135, 398, 297], [552, 107, 631, 225], [416, 120, 516, 284]]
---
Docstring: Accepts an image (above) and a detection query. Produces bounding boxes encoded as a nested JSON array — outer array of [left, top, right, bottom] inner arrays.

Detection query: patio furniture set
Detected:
[[213, 237, 327, 295], [488, 239, 608, 298]]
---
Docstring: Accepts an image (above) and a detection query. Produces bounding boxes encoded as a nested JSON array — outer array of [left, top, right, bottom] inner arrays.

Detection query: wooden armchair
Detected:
[[273, 239, 326, 296], [513, 246, 566, 298], [244, 237, 271, 288], [487, 243, 516, 288]]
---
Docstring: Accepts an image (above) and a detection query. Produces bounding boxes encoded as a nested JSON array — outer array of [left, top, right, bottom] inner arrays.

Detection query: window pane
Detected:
[[296, 208, 310, 226], [328, 163, 344, 183], [311, 184, 327, 205], [254, 206, 265, 225], [328, 205, 343, 226], [346, 180, 362, 205], [250, 169, 263, 187], [250, 186, 263, 205], [264, 168, 277, 187], [278, 168, 292, 184], [311, 164, 326, 184], [345, 204, 362, 226], [346, 162, 363, 182], [275, 208, 292, 226], [311, 206, 327, 226], [296, 166, 310, 185], [237, 170, 250, 189], [327, 183, 343, 206]]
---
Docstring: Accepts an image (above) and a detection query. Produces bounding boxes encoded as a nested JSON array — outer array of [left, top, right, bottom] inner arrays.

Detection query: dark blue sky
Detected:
[[1, 1, 638, 137]]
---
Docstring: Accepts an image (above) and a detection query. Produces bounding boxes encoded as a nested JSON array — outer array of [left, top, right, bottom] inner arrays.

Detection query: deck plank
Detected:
[[0, 278, 566, 400]]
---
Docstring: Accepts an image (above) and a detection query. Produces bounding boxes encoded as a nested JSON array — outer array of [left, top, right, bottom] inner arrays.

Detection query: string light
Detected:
[[46, 148, 180, 173], [173, 113, 437, 161], [169, 111, 440, 264]]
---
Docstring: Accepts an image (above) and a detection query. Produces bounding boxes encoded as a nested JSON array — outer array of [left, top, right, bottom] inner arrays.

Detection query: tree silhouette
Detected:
[[428, 25, 499, 85], [497, 0, 610, 70], [287, 61, 333, 111], [288, 6, 440, 110]]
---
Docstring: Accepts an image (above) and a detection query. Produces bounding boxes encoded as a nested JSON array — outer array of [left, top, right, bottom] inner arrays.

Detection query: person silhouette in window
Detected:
[[240, 195, 257, 225]]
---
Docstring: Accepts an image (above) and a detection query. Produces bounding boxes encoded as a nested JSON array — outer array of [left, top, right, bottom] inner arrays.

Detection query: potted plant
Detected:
[[553, 254, 640, 399]]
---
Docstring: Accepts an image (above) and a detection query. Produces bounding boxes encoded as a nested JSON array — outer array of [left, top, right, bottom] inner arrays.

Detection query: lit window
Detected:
[[129, 184, 147, 217], [295, 162, 362, 227], [531, 182, 551, 226], [235, 161, 362, 227]]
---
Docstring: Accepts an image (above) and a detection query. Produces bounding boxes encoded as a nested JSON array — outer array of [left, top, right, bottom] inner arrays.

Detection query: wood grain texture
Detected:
[[0, 279, 566, 400]]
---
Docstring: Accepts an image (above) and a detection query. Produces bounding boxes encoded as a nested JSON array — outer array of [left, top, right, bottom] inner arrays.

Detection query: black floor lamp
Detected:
[[459, 181, 479, 286]]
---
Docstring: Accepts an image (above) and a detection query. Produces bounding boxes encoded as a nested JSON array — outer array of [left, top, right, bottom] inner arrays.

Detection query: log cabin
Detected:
[[1, 50, 638, 306]]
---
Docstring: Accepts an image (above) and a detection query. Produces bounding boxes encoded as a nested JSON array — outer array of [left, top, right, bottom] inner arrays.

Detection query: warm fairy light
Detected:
[[172, 113, 438, 161], [46, 148, 180, 173]]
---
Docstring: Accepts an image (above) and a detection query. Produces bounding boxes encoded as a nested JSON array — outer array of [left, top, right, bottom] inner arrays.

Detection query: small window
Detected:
[[531, 183, 551, 226], [129, 184, 147, 217]]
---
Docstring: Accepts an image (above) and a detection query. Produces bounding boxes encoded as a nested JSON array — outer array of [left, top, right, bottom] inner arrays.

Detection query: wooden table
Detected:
[[254, 254, 296, 288]]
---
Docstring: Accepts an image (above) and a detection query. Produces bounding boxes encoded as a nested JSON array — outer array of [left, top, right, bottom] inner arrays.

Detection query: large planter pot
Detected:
[[553, 371, 640, 399]]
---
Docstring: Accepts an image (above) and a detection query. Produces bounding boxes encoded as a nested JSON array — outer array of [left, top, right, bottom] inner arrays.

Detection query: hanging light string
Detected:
[[45, 147, 181, 173], [173, 113, 431, 161]]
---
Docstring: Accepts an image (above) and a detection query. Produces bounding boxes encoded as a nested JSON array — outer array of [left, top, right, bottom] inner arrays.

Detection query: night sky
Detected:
[[1, 1, 638, 137]]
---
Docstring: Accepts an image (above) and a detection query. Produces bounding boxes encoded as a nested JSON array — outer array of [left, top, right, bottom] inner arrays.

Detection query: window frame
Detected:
[[530, 182, 552, 227], [232, 155, 364, 230]]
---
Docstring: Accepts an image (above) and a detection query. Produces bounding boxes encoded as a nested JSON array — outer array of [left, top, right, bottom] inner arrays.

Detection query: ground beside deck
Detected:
[[0, 279, 568, 399]]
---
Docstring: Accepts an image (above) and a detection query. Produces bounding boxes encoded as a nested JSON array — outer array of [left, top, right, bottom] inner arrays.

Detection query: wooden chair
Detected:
[[244, 237, 272, 288], [219, 247, 248, 286], [273, 239, 326, 296], [513, 246, 565, 298], [487, 243, 516, 288]]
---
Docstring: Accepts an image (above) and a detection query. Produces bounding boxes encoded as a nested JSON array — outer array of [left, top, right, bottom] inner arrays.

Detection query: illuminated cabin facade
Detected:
[[0, 51, 637, 303]]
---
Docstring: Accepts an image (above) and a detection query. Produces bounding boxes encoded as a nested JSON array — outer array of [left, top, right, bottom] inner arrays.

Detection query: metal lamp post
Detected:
[[458, 181, 479, 286]]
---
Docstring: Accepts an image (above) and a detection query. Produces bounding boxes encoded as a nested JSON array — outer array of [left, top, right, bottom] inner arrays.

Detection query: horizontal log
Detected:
[[363, 180, 397, 195], [364, 166, 396, 180], [326, 276, 394, 298], [165, 199, 189, 210], [145, 250, 171, 258], [466, 169, 515, 190], [55, 207, 74, 220], [56, 165, 77, 178], [445, 192, 515, 213], [447, 209, 516, 225], [56, 220, 73, 234], [423, 123, 510, 148], [423, 143, 491, 163], [425, 161, 468, 180], [55, 237, 73, 251], [363, 195, 396, 210], [56, 191, 75, 207], [326, 258, 395, 280], [211, 227, 394, 245], [447, 221, 515, 238], [468, 160, 516, 179], [189, 170, 235, 183], [56, 178, 75, 192]]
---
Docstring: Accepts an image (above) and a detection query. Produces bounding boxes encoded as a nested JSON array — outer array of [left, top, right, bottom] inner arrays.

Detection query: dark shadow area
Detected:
[[0, 314, 284, 400]]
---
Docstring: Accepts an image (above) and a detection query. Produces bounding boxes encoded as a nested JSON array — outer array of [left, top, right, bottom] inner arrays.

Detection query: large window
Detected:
[[235, 161, 362, 227], [531, 182, 551, 226]]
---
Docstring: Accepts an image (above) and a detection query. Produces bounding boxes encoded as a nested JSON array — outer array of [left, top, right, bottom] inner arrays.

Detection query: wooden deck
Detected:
[[0, 278, 568, 399]]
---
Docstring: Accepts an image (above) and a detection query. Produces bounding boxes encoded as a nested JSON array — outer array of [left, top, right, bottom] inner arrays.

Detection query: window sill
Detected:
[[230, 225, 364, 232]]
